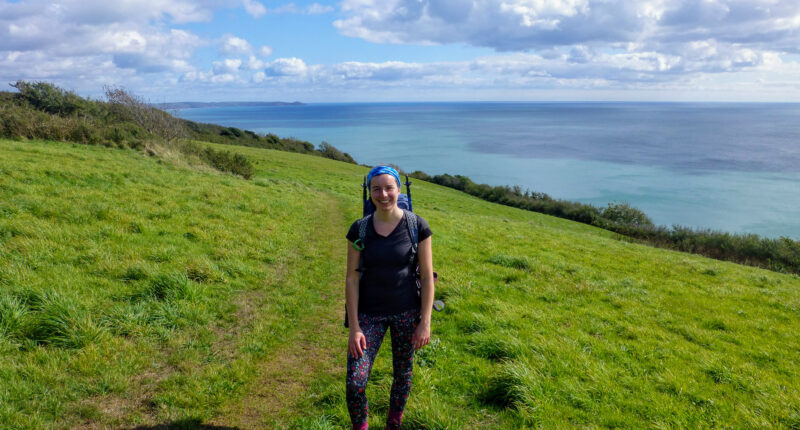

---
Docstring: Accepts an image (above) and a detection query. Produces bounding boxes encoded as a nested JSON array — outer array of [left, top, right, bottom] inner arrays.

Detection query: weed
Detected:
[[415, 336, 445, 367], [184, 260, 223, 284]]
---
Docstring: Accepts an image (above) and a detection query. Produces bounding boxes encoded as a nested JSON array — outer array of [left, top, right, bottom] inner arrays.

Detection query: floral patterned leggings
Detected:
[[346, 309, 419, 429]]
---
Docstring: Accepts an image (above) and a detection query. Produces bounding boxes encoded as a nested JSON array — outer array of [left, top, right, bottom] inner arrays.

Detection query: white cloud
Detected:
[[2, 0, 798, 101], [213, 58, 243, 74], [221, 35, 253, 55], [247, 56, 266, 70], [264, 57, 308, 76], [100, 30, 148, 54], [307, 3, 335, 14], [259, 45, 274, 57], [243, 0, 267, 18], [264, 2, 335, 15], [334, 0, 800, 71], [0, 0, 207, 91], [329, 61, 433, 80], [269, 3, 300, 14], [252, 71, 268, 82]]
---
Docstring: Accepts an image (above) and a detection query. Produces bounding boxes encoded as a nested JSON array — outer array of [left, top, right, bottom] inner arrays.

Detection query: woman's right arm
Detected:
[[346, 241, 366, 358]]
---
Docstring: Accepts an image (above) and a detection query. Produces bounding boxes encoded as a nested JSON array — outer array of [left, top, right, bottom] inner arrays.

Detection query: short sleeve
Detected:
[[346, 220, 360, 243], [417, 216, 432, 242]]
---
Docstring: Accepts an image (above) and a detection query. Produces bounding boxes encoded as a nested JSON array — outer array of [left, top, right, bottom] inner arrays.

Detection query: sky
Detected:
[[1, 0, 800, 102]]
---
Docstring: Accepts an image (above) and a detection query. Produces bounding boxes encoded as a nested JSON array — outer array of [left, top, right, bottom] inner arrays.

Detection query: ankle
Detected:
[[385, 410, 403, 429]]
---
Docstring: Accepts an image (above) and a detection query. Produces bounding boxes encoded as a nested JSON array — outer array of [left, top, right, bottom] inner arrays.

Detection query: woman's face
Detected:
[[370, 174, 400, 212]]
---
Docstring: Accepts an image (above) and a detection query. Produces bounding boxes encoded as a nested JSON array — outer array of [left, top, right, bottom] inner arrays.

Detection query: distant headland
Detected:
[[155, 101, 305, 109]]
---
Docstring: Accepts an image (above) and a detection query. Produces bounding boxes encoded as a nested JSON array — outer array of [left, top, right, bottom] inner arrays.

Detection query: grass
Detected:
[[2, 138, 800, 429]]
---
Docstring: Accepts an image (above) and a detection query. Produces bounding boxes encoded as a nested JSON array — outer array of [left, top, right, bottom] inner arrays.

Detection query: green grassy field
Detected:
[[2, 138, 800, 429]]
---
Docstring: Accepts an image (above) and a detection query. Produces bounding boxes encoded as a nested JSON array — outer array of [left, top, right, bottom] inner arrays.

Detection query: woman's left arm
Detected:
[[413, 236, 434, 350]]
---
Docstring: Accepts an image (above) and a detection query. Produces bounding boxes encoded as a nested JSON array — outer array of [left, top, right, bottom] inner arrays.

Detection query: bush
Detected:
[[105, 86, 186, 142], [317, 141, 356, 163], [409, 168, 800, 274], [11, 81, 89, 116], [601, 202, 653, 228], [174, 141, 254, 179]]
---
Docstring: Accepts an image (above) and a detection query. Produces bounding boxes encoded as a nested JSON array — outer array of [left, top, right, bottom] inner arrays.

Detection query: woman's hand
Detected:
[[349, 329, 367, 359], [412, 319, 431, 350]]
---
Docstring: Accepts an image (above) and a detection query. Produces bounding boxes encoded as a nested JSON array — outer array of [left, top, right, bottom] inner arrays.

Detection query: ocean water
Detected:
[[175, 102, 800, 239]]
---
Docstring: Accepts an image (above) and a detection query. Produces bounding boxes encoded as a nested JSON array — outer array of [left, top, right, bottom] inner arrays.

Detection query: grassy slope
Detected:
[[2, 139, 800, 429]]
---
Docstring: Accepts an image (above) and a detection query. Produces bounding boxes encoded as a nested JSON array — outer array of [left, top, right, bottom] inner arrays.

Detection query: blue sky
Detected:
[[2, 0, 800, 102]]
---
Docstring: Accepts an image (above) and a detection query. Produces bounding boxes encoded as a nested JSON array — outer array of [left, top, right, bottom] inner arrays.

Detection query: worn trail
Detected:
[[208, 194, 347, 429]]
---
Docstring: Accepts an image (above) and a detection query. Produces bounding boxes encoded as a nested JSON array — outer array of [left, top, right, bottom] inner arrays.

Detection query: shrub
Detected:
[[199, 147, 254, 179], [11, 81, 88, 116], [601, 202, 653, 228], [408, 168, 800, 274], [220, 127, 243, 138], [317, 141, 356, 164], [104, 86, 186, 142]]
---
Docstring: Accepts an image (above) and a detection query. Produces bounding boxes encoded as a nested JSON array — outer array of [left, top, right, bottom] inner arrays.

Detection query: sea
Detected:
[[174, 102, 800, 240]]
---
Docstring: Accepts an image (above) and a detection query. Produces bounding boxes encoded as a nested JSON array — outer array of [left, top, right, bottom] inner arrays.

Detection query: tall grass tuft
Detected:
[[141, 273, 192, 301], [479, 360, 537, 409], [469, 334, 522, 362], [488, 254, 532, 271], [26, 292, 107, 349], [0, 293, 29, 343]]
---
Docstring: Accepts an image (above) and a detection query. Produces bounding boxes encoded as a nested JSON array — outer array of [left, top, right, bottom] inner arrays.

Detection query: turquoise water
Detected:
[[175, 102, 800, 239]]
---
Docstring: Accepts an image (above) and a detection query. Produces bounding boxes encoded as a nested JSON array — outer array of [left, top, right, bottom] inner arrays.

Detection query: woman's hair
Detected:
[[367, 165, 401, 188]]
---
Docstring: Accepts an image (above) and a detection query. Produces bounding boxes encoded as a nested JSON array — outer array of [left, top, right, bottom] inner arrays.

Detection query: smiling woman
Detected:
[[344, 165, 434, 430]]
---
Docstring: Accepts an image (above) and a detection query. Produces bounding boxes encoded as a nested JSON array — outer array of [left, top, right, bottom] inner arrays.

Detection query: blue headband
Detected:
[[367, 165, 401, 189]]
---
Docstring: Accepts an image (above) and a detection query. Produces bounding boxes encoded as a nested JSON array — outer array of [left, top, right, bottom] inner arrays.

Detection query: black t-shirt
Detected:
[[346, 213, 432, 316]]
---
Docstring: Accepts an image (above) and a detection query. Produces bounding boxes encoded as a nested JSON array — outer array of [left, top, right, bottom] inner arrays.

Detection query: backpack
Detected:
[[344, 174, 443, 328]]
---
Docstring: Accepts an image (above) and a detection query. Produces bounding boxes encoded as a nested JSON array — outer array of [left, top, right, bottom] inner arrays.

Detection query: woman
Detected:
[[345, 165, 435, 430]]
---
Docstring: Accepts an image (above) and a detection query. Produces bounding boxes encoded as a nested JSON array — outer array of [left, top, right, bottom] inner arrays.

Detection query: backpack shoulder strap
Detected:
[[355, 214, 371, 273], [403, 210, 419, 246], [403, 210, 419, 265], [357, 214, 371, 245]]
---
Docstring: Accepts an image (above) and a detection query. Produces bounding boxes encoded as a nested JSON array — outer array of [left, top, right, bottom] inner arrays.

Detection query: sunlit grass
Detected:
[[2, 138, 800, 429]]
